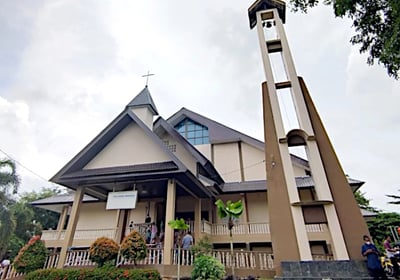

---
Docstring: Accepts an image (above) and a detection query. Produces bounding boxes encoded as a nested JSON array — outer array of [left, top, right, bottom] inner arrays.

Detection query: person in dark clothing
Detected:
[[362, 235, 387, 280]]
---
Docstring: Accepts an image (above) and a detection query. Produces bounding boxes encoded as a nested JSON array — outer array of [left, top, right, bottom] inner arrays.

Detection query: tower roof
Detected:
[[126, 86, 159, 115]]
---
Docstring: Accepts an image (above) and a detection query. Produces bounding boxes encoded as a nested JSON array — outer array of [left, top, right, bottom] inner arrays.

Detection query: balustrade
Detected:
[[210, 222, 270, 236], [41, 222, 324, 244], [0, 247, 336, 280]]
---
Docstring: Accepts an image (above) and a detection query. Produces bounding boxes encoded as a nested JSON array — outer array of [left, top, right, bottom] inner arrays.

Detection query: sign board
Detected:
[[106, 190, 138, 210]]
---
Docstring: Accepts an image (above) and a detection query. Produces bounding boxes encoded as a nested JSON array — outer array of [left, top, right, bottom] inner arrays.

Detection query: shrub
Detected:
[[191, 255, 225, 280], [120, 230, 147, 265], [191, 235, 213, 257], [89, 236, 119, 267], [25, 266, 161, 280], [13, 235, 48, 274]]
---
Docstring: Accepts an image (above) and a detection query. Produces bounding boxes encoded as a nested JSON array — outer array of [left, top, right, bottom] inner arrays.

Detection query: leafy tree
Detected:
[[168, 218, 189, 280], [215, 199, 243, 277], [7, 234, 25, 260], [352, 191, 400, 250], [2, 188, 61, 261], [289, 0, 400, 79], [367, 212, 400, 251], [11, 201, 35, 241], [354, 190, 378, 212], [0, 205, 16, 257], [0, 158, 20, 258], [19, 188, 62, 230]]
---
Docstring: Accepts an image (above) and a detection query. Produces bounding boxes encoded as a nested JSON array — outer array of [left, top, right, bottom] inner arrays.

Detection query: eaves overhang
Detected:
[[221, 176, 364, 193]]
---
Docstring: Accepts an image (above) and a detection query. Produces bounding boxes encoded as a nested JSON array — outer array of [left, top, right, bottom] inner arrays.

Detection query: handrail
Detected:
[[0, 248, 337, 280]]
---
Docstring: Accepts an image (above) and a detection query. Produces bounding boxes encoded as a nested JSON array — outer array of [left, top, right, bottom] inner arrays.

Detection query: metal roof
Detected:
[[167, 107, 265, 150], [62, 161, 178, 179], [153, 117, 224, 185], [360, 208, 378, 217], [30, 194, 98, 205], [222, 176, 364, 193], [166, 107, 309, 169], [126, 86, 158, 115]]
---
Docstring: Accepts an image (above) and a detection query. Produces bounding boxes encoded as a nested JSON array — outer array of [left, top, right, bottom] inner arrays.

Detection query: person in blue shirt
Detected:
[[362, 235, 387, 279], [181, 231, 193, 265]]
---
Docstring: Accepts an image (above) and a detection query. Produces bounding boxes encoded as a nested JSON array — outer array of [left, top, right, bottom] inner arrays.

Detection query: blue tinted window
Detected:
[[187, 123, 195, 131], [174, 118, 209, 145]]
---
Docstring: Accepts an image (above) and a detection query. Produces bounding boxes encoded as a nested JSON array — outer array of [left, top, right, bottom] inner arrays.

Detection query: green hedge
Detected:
[[24, 266, 161, 280]]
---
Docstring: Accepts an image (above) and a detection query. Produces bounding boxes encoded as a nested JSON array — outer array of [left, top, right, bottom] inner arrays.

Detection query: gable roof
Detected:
[[153, 117, 224, 185], [50, 89, 224, 200], [166, 107, 310, 169], [51, 109, 186, 182], [167, 107, 265, 149], [126, 86, 158, 115]]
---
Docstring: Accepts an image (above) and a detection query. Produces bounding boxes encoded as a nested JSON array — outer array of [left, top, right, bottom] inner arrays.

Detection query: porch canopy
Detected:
[[51, 162, 217, 202]]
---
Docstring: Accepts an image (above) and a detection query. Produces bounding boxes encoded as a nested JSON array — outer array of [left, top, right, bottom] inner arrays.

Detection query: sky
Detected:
[[0, 1, 399, 212]]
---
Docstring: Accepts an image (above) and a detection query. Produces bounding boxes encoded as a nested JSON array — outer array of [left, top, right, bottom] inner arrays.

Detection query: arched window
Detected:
[[174, 118, 209, 145]]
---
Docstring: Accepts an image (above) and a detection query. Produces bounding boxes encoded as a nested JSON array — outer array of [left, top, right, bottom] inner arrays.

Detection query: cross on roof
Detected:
[[142, 71, 155, 87]]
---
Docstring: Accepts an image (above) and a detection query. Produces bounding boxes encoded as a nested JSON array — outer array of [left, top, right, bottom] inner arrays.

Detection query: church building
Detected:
[[32, 85, 367, 278]]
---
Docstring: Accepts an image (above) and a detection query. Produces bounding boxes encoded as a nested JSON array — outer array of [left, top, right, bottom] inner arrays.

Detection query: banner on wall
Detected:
[[106, 190, 138, 210]]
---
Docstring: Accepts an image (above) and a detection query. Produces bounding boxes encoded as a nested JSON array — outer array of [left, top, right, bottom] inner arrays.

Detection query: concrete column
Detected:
[[56, 206, 69, 241], [299, 77, 370, 260], [56, 206, 68, 231], [57, 187, 85, 268], [163, 179, 176, 265], [262, 82, 308, 274], [194, 198, 201, 243], [115, 209, 126, 243], [241, 193, 249, 224], [209, 198, 215, 223]]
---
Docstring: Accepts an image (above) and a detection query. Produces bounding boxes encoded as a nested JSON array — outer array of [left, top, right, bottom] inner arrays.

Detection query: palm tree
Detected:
[[215, 199, 243, 278], [387, 190, 400, 204], [0, 158, 20, 195], [168, 218, 189, 280], [0, 158, 20, 257]]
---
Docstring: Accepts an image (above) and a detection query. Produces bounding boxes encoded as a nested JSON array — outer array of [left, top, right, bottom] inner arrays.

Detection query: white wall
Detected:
[[84, 123, 170, 169], [213, 143, 241, 182], [241, 143, 266, 181], [162, 133, 197, 175], [246, 192, 269, 223], [76, 203, 118, 229]]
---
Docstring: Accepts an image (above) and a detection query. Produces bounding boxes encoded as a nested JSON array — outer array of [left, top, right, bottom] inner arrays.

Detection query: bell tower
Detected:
[[248, 0, 369, 276]]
